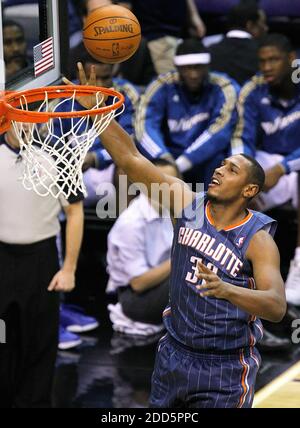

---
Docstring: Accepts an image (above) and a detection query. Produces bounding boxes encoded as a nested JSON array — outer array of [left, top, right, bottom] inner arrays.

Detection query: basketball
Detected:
[[82, 5, 141, 64]]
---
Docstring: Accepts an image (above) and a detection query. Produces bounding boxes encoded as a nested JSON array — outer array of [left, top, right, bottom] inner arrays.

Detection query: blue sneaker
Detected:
[[60, 304, 99, 333], [58, 326, 82, 350]]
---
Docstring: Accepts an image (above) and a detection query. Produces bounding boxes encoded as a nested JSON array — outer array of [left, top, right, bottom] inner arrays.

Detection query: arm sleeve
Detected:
[[177, 79, 238, 169], [135, 78, 170, 159], [231, 79, 261, 157]]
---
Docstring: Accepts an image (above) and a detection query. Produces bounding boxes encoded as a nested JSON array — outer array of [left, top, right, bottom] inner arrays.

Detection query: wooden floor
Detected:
[[254, 361, 300, 408]]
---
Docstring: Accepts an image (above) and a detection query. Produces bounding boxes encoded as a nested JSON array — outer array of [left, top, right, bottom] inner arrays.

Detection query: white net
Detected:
[[11, 89, 124, 199]]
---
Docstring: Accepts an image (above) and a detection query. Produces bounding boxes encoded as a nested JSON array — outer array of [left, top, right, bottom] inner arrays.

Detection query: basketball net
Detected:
[[1, 86, 125, 199]]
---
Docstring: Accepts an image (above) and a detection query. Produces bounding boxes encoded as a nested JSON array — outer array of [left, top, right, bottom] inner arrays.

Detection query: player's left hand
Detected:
[[48, 269, 76, 293], [196, 261, 231, 299]]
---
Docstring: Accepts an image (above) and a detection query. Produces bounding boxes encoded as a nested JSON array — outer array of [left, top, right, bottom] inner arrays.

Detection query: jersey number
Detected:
[[185, 256, 218, 284]]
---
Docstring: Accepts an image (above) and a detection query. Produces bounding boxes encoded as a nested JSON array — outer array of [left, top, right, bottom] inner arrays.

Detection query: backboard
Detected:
[[1, 0, 69, 91]]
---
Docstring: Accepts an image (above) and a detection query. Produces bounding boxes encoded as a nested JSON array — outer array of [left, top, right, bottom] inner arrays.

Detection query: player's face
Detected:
[[259, 46, 295, 86], [207, 155, 253, 203], [84, 62, 114, 87], [177, 64, 209, 94], [3, 25, 27, 65]]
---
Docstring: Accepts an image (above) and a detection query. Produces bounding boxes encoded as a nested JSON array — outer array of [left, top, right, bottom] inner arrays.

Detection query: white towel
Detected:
[[108, 303, 164, 336]]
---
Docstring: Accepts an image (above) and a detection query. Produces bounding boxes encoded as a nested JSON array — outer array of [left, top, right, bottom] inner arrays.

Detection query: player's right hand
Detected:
[[62, 62, 98, 110]]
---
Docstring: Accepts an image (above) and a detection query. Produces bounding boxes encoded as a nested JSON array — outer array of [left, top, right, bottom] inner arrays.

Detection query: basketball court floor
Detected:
[[53, 295, 300, 408], [1, 0, 300, 409]]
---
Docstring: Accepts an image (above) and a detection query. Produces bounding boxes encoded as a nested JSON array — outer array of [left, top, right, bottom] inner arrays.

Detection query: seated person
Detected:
[[106, 160, 178, 327], [136, 38, 239, 188]]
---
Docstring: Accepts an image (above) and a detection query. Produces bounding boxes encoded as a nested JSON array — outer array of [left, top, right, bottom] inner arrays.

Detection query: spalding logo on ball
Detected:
[[83, 5, 142, 64]]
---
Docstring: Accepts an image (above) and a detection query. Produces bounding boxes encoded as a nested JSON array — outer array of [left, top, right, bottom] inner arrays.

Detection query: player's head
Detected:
[[258, 33, 296, 87], [71, 46, 115, 87], [175, 39, 210, 94], [3, 20, 27, 75], [207, 154, 265, 205], [227, 0, 268, 39]]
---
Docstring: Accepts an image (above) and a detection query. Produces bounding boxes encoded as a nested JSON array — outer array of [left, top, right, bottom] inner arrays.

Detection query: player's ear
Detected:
[[243, 184, 259, 199]]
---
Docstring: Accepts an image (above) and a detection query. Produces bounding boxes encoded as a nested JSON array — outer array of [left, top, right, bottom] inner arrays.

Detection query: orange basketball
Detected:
[[83, 5, 141, 64]]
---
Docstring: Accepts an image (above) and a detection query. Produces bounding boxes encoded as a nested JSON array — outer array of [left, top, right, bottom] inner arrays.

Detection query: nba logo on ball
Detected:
[[83, 5, 141, 64]]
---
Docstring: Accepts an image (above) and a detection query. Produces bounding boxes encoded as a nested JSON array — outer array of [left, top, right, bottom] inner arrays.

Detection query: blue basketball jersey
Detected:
[[164, 193, 277, 352]]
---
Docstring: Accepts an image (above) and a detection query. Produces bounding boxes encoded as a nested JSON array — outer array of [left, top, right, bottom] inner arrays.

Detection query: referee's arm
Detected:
[[48, 200, 84, 293]]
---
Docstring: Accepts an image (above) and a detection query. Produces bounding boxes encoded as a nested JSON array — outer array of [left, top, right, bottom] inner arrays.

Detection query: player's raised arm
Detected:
[[100, 118, 194, 215], [66, 63, 195, 217]]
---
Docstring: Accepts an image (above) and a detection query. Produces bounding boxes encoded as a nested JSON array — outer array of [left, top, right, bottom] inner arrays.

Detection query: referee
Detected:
[[0, 124, 84, 408]]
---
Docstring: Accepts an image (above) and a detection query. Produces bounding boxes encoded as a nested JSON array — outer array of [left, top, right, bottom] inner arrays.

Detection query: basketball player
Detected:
[[71, 63, 287, 408]]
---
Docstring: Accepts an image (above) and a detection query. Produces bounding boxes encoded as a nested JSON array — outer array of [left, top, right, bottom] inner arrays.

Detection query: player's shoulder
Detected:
[[238, 74, 267, 99], [250, 209, 276, 225], [246, 209, 277, 241], [246, 227, 279, 261]]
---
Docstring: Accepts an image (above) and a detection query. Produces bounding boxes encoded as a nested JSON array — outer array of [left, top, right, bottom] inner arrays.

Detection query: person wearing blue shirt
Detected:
[[136, 38, 240, 188], [231, 33, 300, 306]]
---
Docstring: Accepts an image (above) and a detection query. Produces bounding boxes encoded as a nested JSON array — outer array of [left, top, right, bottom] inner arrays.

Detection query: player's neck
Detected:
[[208, 200, 249, 231]]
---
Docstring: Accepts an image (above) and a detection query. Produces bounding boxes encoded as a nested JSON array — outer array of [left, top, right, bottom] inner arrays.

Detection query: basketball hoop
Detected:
[[0, 85, 125, 199]]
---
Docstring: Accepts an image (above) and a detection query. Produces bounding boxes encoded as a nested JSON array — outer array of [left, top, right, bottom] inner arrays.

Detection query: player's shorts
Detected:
[[256, 151, 298, 211], [150, 334, 261, 408]]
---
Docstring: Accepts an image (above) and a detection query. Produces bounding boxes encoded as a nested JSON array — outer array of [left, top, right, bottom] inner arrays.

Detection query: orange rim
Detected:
[[0, 85, 125, 131]]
